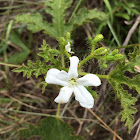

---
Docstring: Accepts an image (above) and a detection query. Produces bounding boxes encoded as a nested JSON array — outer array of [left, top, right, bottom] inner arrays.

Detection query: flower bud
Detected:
[[94, 47, 107, 55], [114, 54, 124, 60], [102, 63, 108, 69], [92, 34, 104, 45], [66, 32, 71, 39], [111, 49, 119, 55], [105, 55, 115, 61]]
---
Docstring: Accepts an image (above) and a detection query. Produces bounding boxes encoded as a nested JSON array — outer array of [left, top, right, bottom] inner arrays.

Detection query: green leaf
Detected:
[[128, 46, 140, 60], [86, 87, 98, 98], [15, 0, 106, 39], [40, 81, 48, 93], [38, 40, 60, 66], [19, 117, 84, 140], [8, 31, 30, 64], [108, 55, 140, 132], [13, 60, 49, 78], [15, 12, 56, 38], [115, 12, 130, 20], [67, 8, 107, 33], [45, 0, 73, 38]]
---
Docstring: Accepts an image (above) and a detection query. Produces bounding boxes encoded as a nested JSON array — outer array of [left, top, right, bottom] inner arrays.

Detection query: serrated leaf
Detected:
[[108, 55, 140, 132], [40, 81, 48, 93], [13, 60, 49, 78], [45, 0, 73, 38], [67, 8, 107, 33], [15, 0, 106, 39], [38, 40, 60, 65], [128, 46, 140, 60], [19, 117, 84, 140], [15, 12, 56, 38]]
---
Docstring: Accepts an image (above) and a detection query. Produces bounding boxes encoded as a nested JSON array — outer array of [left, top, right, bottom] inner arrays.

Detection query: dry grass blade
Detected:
[[88, 109, 123, 140]]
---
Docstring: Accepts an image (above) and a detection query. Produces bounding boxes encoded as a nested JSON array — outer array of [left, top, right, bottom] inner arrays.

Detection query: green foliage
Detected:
[[92, 47, 124, 69], [19, 117, 84, 140], [13, 40, 60, 79], [67, 8, 107, 34], [38, 40, 60, 65], [15, 0, 107, 39], [15, 12, 55, 38], [86, 87, 98, 98], [9, 31, 30, 64], [40, 81, 48, 93], [113, 1, 140, 20], [13, 60, 49, 78], [94, 47, 107, 56], [108, 54, 140, 133]]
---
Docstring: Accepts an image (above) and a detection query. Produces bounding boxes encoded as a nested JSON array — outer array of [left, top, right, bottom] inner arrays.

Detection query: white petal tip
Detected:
[[65, 42, 71, 52], [80, 102, 94, 108]]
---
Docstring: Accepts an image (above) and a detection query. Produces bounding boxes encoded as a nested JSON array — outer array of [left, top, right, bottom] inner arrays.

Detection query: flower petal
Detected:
[[57, 70, 69, 81], [76, 74, 101, 87], [54, 86, 73, 103], [65, 42, 71, 52], [68, 56, 79, 79], [45, 68, 68, 86], [74, 85, 94, 108]]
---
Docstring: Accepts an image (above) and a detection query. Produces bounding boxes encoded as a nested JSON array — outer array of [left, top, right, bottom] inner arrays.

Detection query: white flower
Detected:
[[45, 56, 101, 108], [65, 42, 74, 53]]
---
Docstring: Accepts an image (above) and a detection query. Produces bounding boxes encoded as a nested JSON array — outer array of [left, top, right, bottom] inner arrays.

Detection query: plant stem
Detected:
[[56, 103, 61, 117], [61, 53, 65, 67], [79, 53, 94, 67], [117, 43, 140, 49], [91, 45, 95, 53], [64, 51, 71, 58]]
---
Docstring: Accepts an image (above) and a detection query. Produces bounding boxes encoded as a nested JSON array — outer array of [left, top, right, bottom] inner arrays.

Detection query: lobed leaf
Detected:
[[16, 13, 56, 38], [19, 117, 84, 140], [38, 40, 61, 66], [67, 8, 107, 33], [108, 55, 140, 132], [13, 60, 49, 78], [15, 0, 107, 39]]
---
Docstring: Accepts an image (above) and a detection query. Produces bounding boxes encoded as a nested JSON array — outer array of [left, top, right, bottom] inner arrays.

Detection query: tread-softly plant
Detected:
[[13, 32, 140, 136], [12, 0, 140, 139]]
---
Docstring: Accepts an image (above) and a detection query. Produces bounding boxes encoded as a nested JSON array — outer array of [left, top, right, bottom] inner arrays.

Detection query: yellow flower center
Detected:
[[68, 78, 77, 87]]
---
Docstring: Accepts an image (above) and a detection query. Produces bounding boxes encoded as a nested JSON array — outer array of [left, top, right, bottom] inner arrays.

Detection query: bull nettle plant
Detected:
[[13, 32, 140, 136], [12, 0, 140, 138]]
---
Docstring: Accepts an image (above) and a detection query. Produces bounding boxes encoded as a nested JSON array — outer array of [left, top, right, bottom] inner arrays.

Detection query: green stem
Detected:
[[79, 53, 94, 67], [117, 43, 140, 49], [61, 53, 65, 67], [56, 103, 61, 117], [64, 51, 71, 58], [91, 44, 95, 53], [80, 72, 109, 79]]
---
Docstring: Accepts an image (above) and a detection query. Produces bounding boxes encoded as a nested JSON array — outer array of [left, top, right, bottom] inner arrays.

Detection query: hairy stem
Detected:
[[79, 53, 94, 67]]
